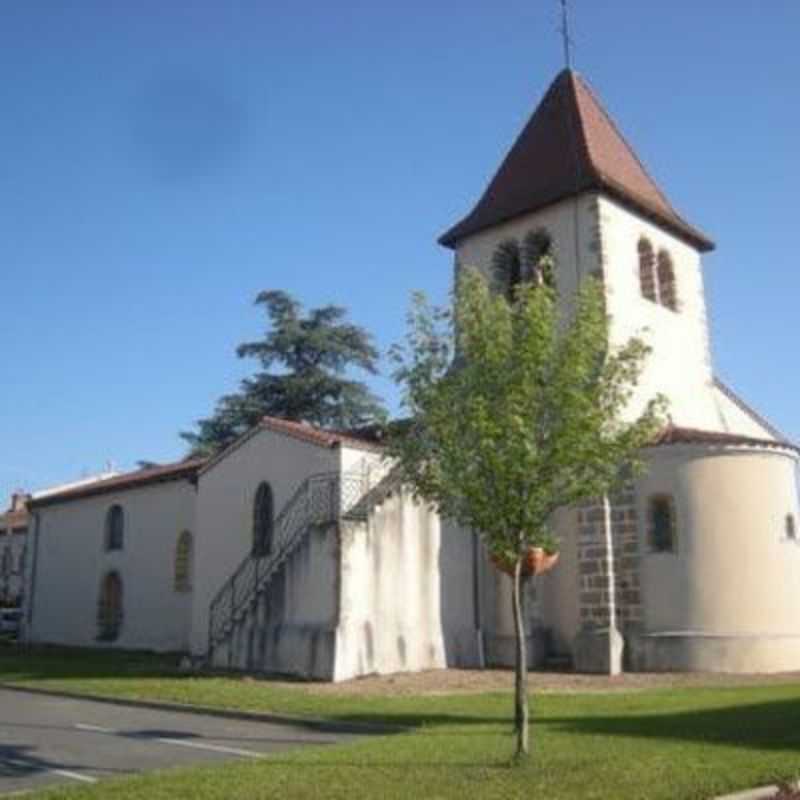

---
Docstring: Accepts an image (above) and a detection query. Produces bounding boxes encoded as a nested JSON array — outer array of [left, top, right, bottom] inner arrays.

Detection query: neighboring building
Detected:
[[24, 68, 800, 677], [0, 492, 30, 608]]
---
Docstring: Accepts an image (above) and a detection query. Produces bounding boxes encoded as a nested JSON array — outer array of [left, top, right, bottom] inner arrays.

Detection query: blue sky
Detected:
[[2, 1, 799, 500]]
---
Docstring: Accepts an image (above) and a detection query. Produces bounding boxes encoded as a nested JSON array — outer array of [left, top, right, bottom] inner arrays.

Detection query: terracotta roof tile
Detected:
[[440, 69, 714, 252], [259, 416, 384, 452], [651, 425, 799, 454], [28, 458, 207, 509]]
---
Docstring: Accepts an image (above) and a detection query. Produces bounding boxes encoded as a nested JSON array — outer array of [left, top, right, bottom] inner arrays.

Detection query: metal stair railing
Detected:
[[207, 464, 388, 658]]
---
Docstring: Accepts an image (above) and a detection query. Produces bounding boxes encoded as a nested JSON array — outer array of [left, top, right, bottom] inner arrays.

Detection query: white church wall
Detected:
[[28, 479, 195, 652], [192, 428, 339, 657], [437, 519, 484, 666], [334, 487, 447, 680], [598, 195, 719, 429], [632, 444, 800, 672]]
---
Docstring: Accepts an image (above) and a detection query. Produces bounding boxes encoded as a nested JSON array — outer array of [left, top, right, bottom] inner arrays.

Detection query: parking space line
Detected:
[[156, 738, 266, 759], [73, 723, 266, 759], [74, 723, 114, 733]]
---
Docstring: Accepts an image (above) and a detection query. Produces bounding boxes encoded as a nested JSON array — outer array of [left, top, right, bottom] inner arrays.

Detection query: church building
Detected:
[[23, 69, 800, 678]]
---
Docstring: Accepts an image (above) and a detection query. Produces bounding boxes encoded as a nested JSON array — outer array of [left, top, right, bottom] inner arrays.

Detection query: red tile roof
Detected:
[[28, 458, 207, 509], [712, 377, 787, 442], [651, 425, 799, 454], [440, 69, 714, 252], [258, 416, 384, 452]]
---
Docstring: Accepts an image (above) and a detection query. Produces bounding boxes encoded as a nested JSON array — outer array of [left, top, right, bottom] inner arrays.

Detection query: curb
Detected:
[[714, 780, 799, 800], [0, 683, 408, 736]]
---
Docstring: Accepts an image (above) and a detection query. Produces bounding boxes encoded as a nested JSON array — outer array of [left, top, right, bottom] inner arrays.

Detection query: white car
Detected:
[[0, 609, 22, 638]]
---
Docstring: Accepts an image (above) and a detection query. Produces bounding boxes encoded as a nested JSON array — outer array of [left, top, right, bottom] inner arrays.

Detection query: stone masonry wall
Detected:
[[577, 485, 642, 632]]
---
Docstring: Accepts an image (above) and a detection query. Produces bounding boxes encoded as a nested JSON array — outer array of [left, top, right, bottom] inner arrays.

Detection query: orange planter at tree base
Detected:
[[491, 547, 559, 577]]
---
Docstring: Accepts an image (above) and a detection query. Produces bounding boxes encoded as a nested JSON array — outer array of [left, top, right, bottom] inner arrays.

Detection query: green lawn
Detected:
[[3, 646, 800, 799]]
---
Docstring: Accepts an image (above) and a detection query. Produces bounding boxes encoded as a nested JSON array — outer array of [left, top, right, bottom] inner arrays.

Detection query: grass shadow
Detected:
[[542, 695, 800, 752]]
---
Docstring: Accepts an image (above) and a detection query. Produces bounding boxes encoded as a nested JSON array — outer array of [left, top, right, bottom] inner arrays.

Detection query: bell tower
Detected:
[[439, 69, 721, 429]]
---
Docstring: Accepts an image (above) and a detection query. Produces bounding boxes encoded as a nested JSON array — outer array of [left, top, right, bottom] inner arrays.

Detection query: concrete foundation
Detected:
[[628, 631, 800, 674]]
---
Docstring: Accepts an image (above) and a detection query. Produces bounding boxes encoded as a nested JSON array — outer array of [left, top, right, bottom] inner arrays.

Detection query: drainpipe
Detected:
[[602, 494, 623, 675]]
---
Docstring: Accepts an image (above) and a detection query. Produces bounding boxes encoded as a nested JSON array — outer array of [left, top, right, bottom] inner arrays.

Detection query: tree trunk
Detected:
[[511, 555, 529, 760]]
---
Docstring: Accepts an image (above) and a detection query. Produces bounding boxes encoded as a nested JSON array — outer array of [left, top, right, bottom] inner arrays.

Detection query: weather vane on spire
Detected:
[[558, 0, 573, 70]]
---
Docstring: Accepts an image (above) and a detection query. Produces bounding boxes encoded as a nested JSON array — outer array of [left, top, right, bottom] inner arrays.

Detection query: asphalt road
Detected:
[[0, 687, 363, 795]]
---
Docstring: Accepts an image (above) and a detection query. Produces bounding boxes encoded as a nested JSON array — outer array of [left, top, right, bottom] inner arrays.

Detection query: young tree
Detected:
[[388, 270, 665, 760], [182, 290, 387, 456]]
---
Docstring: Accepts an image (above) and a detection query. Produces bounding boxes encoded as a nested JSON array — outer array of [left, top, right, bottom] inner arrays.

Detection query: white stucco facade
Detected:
[[27, 474, 196, 652]]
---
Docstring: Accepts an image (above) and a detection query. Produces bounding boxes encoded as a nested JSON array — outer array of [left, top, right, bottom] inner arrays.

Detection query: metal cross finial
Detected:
[[559, 0, 573, 70]]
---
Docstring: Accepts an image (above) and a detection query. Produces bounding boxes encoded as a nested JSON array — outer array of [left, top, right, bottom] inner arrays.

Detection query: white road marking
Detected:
[[74, 723, 114, 733], [49, 769, 97, 784], [156, 738, 265, 759], [73, 721, 265, 760]]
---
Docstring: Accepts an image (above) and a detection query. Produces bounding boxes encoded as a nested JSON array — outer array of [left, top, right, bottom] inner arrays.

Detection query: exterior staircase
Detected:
[[207, 461, 397, 666]]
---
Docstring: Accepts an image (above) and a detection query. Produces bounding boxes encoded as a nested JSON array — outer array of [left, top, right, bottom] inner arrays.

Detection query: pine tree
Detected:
[[182, 290, 387, 456]]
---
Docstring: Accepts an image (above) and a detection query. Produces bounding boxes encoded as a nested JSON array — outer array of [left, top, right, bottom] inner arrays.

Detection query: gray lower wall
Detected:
[[628, 631, 800, 674]]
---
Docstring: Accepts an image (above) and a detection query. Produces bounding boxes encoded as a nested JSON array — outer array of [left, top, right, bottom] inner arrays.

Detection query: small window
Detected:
[[648, 495, 676, 553], [786, 514, 796, 541], [253, 483, 274, 557], [105, 505, 125, 552], [657, 250, 678, 311], [638, 238, 657, 302], [97, 571, 123, 641], [174, 531, 193, 592]]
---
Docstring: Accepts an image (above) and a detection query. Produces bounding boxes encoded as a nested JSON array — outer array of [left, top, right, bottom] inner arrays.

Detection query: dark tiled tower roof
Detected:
[[440, 69, 714, 252]]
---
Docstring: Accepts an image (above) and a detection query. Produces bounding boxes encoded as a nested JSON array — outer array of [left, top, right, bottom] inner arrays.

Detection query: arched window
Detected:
[[97, 571, 123, 641], [174, 531, 193, 592], [105, 505, 125, 551], [638, 238, 657, 302], [657, 250, 678, 311], [786, 514, 796, 541], [253, 483, 274, 557], [522, 228, 555, 288], [491, 240, 522, 302], [648, 495, 676, 553]]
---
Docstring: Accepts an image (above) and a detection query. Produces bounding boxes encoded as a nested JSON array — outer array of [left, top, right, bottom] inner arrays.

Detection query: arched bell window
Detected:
[[105, 505, 125, 552], [657, 250, 678, 311], [174, 531, 193, 592], [491, 240, 523, 302], [638, 238, 657, 302], [253, 483, 275, 557], [492, 228, 555, 302], [97, 571, 123, 641], [522, 228, 555, 288]]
